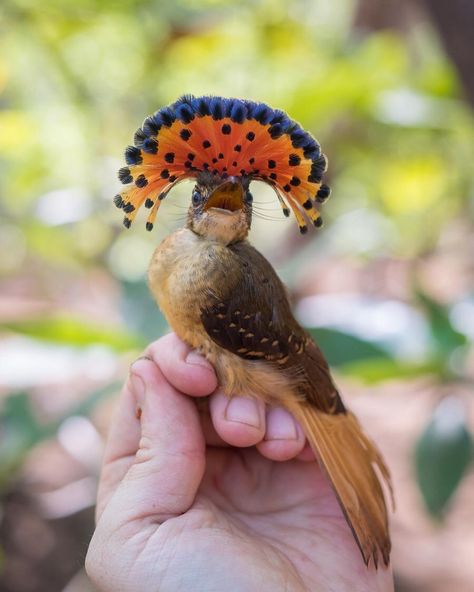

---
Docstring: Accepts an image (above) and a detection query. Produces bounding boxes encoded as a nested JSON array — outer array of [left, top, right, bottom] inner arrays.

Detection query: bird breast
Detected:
[[148, 228, 233, 349], [147, 227, 300, 404]]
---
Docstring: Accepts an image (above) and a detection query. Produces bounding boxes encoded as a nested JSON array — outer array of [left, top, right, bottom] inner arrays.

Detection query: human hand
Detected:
[[86, 334, 393, 592]]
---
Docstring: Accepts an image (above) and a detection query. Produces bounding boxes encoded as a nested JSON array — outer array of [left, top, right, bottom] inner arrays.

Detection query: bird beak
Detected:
[[204, 178, 245, 212]]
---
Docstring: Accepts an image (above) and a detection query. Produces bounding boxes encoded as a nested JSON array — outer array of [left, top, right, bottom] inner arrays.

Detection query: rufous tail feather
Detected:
[[291, 403, 394, 568]]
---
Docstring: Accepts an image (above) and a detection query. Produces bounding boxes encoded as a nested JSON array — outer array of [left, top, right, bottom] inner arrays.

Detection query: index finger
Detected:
[[145, 332, 218, 397]]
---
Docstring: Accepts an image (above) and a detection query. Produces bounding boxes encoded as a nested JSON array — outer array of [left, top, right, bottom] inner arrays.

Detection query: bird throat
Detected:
[[189, 208, 249, 245]]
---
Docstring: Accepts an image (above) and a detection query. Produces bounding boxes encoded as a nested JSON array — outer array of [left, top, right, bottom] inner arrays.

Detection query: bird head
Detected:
[[187, 173, 252, 244], [114, 95, 331, 236]]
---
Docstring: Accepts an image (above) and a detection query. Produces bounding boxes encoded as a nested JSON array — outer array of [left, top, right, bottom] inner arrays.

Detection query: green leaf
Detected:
[[306, 327, 391, 367], [341, 357, 441, 383], [0, 316, 145, 351], [0, 393, 44, 480], [417, 291, 466, 357], [415, 396, 473, 517]]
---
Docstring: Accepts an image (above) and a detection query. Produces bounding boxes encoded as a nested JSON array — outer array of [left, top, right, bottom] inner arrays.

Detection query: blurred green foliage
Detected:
[[2, 316, 144, 351], [415, 396, 473, 517], [0, 0, 473, 518], [0, 385, 118, 488]]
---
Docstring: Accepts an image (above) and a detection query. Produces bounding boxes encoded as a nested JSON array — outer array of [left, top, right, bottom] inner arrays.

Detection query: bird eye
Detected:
[[245, 191, 253, 204], [192, 190, 202, 206]]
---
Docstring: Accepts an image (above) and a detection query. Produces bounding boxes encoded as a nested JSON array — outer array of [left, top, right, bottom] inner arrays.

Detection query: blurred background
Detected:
[[0, 0, 473, 590]]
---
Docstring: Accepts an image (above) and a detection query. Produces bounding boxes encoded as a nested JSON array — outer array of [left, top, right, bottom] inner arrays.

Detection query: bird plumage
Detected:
[[113, 95, 330, 234], [116, 95, 393, 568]]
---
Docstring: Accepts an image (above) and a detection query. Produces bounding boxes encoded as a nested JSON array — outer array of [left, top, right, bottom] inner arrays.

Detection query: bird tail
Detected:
[[291, 402, 394, 568]]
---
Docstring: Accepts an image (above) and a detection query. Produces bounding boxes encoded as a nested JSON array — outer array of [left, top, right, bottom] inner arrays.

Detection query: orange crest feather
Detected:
[[114, 95, 331, 233]]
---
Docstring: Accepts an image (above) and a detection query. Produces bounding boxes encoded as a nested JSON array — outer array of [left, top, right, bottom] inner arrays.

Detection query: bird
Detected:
[[114, 94, 393, 568]]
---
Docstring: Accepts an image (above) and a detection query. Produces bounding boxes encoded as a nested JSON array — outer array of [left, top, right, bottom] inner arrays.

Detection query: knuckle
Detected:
[[146, 332, 179, 358]]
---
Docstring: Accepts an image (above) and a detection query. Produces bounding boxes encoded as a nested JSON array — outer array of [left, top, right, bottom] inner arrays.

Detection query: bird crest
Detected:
[[114, 95, 331, 234]]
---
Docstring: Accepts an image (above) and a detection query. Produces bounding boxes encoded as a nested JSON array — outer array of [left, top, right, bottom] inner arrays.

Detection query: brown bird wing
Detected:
[[201, 241, 341, 413], [200, 240, 393, 568]]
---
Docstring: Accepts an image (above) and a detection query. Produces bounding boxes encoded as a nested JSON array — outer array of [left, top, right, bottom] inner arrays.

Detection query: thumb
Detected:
[[101, 358, 206, 527]]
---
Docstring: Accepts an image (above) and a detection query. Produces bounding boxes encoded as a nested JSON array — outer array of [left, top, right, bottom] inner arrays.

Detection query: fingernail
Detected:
[[265, 408, 299, 441], [225, 397, 262, 428], [129, 372, 146, 405], [185, 350, 212, 370]]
